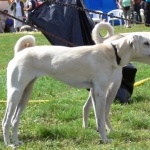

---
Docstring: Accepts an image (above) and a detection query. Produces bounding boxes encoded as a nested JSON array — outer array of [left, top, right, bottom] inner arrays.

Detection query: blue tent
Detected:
[[83, 0, 122, 24], [83, 0, 118, 13]]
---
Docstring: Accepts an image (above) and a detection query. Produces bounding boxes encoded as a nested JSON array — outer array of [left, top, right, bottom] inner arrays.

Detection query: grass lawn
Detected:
[[0, 24, 150, 149]]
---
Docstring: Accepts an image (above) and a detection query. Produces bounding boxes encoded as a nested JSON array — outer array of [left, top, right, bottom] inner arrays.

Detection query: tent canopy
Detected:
[[30, 0, 95, 46], [83, 0, 118, 13]]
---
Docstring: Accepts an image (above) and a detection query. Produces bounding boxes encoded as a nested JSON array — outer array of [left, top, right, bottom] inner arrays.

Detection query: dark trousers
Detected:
[[134, 3, 142, 23], [145, 2, 150, 26]]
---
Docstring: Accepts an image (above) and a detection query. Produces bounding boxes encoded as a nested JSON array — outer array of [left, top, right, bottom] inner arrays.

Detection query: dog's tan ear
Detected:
[[129, 35, 134, 47], [128, 35, 139, 50]]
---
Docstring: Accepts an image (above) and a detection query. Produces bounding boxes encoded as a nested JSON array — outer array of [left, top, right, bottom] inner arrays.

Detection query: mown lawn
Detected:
[[0, 24, 150, 150]]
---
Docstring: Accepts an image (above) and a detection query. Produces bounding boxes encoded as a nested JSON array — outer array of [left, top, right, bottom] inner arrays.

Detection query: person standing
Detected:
[[25, 0, 36, 24], [119, 0, 133, 28], [0, 10, 8, 33], [145, 0, 150, 26], [133, 0, 142, 24], [140, 0, 146, 9], [10, 0, 24, 32]]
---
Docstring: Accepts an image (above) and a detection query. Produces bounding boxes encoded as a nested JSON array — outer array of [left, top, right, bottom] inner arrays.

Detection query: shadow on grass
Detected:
[[109, 130, 150, 143], [114, 95, 150, 105], [130, 95, 150, 104], [0, 125, 97, 144]]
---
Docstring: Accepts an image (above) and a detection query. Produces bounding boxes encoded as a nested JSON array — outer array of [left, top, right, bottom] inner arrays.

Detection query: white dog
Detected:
[[83, 22, 150, 132], [20, 25, 38, 32], [2, 30, 150, 147]]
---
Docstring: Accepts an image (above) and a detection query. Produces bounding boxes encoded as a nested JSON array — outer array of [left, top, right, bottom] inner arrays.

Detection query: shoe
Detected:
[[145, 24, 150, 27], [126, 25, 131, 28]]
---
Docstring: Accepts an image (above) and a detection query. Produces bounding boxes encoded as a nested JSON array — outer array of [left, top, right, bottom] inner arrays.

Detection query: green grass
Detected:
[[0, 24, 150, 149]]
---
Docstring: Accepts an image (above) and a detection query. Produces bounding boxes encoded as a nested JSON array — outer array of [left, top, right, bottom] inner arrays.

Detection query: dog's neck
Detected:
[[110, 43, 121, 65], [111, 37, 133, 67]]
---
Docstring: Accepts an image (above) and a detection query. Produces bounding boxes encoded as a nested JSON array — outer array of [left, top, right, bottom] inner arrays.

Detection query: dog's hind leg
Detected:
[[2, 88, 24, 146], [2, 60, 36, 147], [82, 93, 92, 128], [105, 67, 122, 131], [11, 79, 36, 146]]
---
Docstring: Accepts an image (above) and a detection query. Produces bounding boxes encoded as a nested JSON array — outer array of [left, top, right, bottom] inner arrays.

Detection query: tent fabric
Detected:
[[83, 0, 118, 13], [30, 0, 95, 46]]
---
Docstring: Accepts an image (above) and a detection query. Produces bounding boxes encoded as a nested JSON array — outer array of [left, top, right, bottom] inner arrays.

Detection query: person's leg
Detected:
[[126, 9, 131, 27], [136, 4, 142, 23], [145, 2, 150, 26], [123, 9, 127, 27], [15, 16, 23, 32], [134, 4, 138, 23], [147, 3, 150, 25]]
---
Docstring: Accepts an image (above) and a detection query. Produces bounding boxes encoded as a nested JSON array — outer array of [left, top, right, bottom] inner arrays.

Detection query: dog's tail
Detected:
[[14, 35, 35, 55], [92, 22, 114, 44]]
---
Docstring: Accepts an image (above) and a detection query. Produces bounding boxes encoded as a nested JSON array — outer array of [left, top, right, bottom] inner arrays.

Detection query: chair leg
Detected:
[[120, 20, 122, 27], [112, 21, 114, 26]]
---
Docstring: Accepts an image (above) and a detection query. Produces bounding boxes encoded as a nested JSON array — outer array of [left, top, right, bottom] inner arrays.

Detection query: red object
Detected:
[[36, 1, 43, 7]]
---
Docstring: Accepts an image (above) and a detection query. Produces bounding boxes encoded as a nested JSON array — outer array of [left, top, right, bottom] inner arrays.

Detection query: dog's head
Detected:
[[112, 34, 150, 66], [128, 34, 150, 64]]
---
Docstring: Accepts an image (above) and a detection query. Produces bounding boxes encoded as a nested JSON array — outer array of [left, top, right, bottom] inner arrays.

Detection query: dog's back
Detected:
[[14, 35, 35, 55]]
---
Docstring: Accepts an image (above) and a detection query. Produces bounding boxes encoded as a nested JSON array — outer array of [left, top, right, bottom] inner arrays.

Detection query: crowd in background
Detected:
[[117, 0, 150, 27], [1, 0, 150, 33], [0, 0, 43, 33], [0, 10, 11, 33]]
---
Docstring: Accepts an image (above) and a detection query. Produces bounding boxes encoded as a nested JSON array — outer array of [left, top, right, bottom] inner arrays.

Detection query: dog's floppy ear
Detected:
[[128, 35, 138, 50], [129, 35, 134, 47]]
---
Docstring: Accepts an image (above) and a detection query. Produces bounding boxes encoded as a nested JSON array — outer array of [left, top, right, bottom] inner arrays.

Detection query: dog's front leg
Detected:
[[91, 85, 112, 143], [105, 67, 122, 131]]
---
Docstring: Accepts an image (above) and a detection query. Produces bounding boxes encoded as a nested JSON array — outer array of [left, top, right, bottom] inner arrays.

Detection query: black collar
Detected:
[[111, 43, 121, 65]]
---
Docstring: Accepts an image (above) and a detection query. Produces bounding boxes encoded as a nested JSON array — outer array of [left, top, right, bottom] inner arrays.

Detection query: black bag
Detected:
[[29, 0, 95, 46], [115, 63, 137, 103]]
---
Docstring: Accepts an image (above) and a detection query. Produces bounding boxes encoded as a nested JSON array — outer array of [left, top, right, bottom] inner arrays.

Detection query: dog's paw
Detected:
[[8, 140, 23, 148], [8, 144, 18, 149], [82, 121, 89, 128], [106, 128, 114, 133], [100, 138, 113, 144], [14, 140, 23, 146], [82, 124, 88, 128], [17, 140, 23, 145]]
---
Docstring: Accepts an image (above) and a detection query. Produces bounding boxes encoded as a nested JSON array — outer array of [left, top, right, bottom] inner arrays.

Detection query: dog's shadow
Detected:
[[129, 95, 150, 104], [0, 125, 98, 145]]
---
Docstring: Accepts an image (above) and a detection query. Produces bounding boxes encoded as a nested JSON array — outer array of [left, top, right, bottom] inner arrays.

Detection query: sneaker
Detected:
[[126, 25, 131, 28]]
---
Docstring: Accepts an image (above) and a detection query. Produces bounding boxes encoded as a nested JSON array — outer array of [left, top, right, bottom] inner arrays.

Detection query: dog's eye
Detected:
[[144, 41, 150, 46]]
